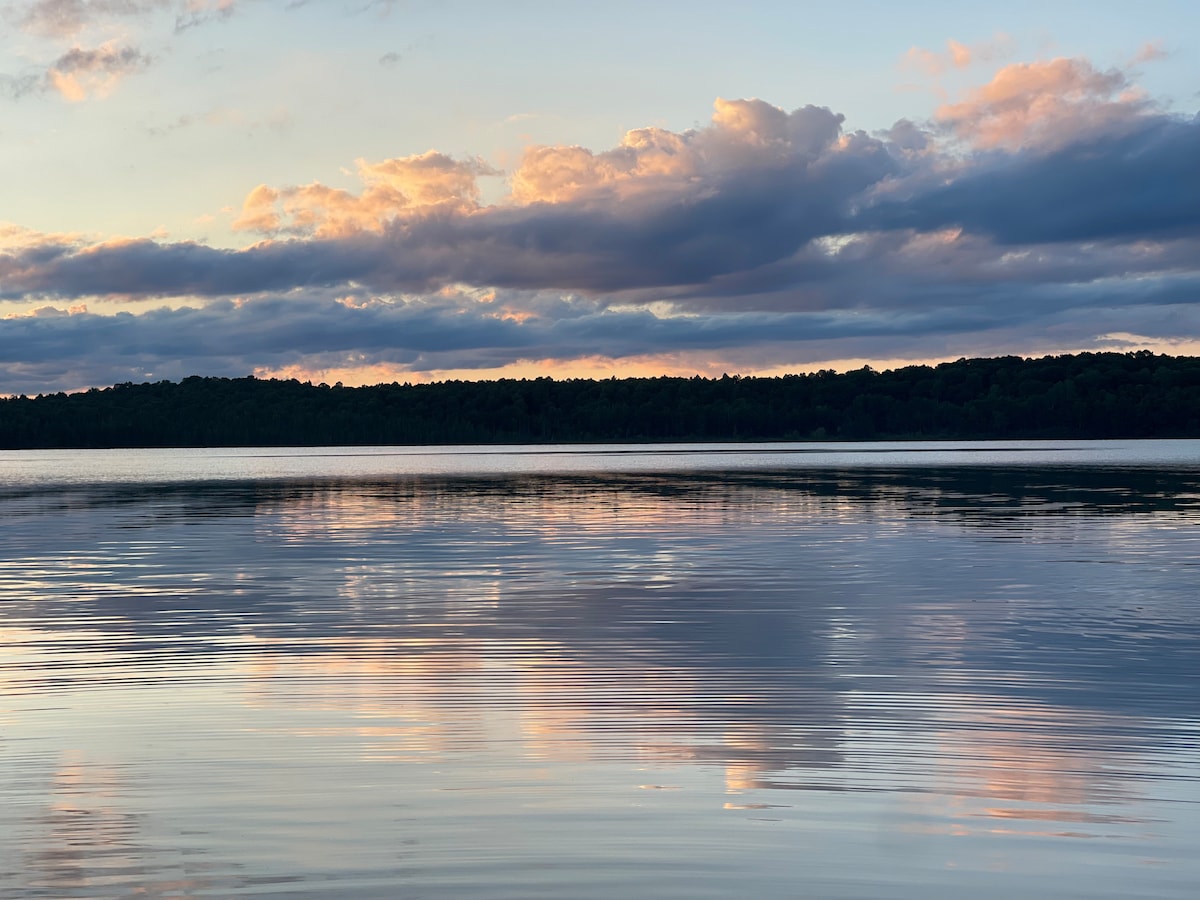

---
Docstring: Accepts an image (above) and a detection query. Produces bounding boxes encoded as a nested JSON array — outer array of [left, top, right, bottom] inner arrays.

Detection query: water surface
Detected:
[[2, 442, 1199, 898]]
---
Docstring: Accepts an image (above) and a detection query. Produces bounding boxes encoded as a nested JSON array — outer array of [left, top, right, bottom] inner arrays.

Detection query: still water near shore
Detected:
[[1, 441, 1199, 898]]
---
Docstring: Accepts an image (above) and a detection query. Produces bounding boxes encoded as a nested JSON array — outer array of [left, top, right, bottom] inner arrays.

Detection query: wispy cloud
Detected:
[[1129, 41, 1168, 65], [903, 35, 1015, 77], [145, 105, 292, 137], [10, 0, 168, 39], [2, 0, 241, 103], [1, 40, 151, 100], [5, 0, 243, 39], [45, 41, 151, 100], [174, 0, 236, 32]]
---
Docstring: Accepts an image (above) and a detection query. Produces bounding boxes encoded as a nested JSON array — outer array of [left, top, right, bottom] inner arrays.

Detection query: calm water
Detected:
[[1, 441, 1199, 899]]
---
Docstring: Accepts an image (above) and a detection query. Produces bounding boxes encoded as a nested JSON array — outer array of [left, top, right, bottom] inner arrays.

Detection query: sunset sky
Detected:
[[2, 0, 1199, 394]]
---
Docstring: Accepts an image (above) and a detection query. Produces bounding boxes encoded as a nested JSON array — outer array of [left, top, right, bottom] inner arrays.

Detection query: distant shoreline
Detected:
[[3, 351, 1199, 449]]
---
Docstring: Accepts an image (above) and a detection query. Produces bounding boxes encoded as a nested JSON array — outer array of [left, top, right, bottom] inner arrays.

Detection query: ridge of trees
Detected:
[[2, 351, 1199, 449]]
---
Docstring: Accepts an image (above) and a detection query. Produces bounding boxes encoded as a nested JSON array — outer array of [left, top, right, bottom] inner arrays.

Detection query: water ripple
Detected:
[[1, 446, 1199, 897]]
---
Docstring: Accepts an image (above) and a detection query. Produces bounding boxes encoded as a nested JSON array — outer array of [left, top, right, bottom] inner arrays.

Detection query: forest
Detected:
[[2, 351, 1199, 449]]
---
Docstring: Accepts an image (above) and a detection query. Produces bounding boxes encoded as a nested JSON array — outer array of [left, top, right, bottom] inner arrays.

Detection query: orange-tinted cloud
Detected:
[[233, 96, 851, 240], [45, 42, 151, 101], [509, 127, 694, 205], [0, 222, 88, 251], [1129, 41, 1168, 65], [903, 35, 1014, 77], [511, 98, 843, 205], [904, 39, 974, 77], [4, 56, 1200, 396], [935, 57, 1146, 150], [233, 151, 500, 237]]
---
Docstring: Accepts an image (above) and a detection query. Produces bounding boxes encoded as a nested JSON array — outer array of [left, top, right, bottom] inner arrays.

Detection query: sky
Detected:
[[1, 0, 1199, 394]]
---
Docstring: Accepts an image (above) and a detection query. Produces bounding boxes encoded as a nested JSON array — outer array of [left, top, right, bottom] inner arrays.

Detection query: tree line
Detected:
[[2, 351, 1199, 449]]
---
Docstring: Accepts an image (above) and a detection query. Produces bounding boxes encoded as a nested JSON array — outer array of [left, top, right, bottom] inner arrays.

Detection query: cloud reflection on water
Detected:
[[2, 461, 1199, 896]]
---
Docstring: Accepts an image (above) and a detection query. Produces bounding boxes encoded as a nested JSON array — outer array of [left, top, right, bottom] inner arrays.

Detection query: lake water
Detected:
[[1, 441, 1198, 899]]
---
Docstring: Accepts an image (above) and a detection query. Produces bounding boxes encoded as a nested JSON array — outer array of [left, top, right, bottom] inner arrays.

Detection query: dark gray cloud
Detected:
[[0, 130, 897, 298], [4, 272, 1199, 394], [52, 42, 150, 74], [867, 114, 1200, 244], [2, 80, 1200, 391], [0, 72, 42, 98], [6, 106, 1198, 304]]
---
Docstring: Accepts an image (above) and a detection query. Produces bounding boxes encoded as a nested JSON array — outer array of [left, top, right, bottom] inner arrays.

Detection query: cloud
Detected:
[[6, 0, 246, 38], [174, 0, 235, 31], [376, 36, 431, 68], [145, 105, 292, 137], [10, 0, 168, 38], [13, 106, 1191, 303], [2, 292, 820, 392], [506, 97, 850, 206], [904, 39, 974, 77], [3, 53, 1200, 391], [0, 223, 93, 254], [350, 0, 399, 18], [217, 98, 891, 290], [1, 1, 248, 103], [903, 35, 1014, 77], [4, 269, 1199, 396], [869, 114, 1200, 244], [43, 41, 151, 100], [0, 72, 44, 99], [4, 86, 1199, 302], [1130, 42, 1168, 65], [934, 57, 1148, 150], [519, 97, 846, 203], [233, 152, 501, 237], [1, 40, 152, 101]]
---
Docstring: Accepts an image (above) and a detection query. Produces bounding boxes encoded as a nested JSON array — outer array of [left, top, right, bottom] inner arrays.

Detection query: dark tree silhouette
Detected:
[[2, 351, 1199, 448]]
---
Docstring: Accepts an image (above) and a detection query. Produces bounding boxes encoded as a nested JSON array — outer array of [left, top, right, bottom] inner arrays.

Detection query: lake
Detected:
[[1, 441, 1199, 898]]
